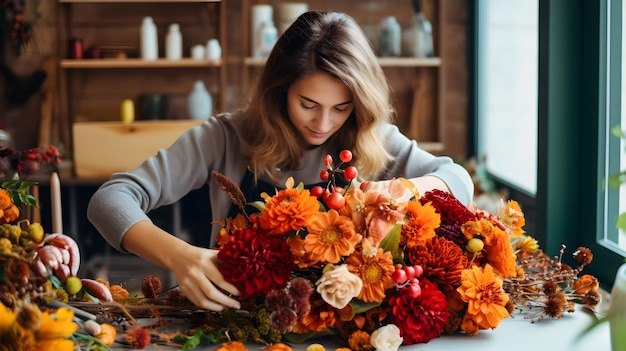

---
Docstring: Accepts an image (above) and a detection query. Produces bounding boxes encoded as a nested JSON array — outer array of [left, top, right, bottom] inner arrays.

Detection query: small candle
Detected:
[[120, 99, 135, 124], [50, 172, 63, 234]]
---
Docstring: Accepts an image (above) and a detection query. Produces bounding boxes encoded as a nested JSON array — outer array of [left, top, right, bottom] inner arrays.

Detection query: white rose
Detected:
[[370, 324, 403, 351], [316, 264, 363, 309]]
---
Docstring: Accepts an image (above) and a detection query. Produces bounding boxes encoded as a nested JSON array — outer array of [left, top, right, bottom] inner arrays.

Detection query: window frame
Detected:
[[473, 0, 625, 288]]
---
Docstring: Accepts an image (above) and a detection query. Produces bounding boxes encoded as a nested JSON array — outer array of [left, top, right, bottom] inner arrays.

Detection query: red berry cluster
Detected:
[[310, 149, 358, 211], [392, 263, 424, 298]]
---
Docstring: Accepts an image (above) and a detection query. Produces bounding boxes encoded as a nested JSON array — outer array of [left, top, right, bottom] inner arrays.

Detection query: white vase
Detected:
[[140, 16, 158, 61], [187, 80, 213, 120], [165, 23, 183, 60]]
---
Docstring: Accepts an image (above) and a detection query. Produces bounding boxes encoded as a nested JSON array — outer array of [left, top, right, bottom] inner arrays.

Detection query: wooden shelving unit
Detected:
[[56, 0, 226, 176]]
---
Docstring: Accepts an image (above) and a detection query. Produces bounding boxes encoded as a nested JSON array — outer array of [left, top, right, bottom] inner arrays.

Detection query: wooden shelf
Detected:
[[58, 0, 219, 3], [60, 58, 223, 69], [243, 56, 441, 67]]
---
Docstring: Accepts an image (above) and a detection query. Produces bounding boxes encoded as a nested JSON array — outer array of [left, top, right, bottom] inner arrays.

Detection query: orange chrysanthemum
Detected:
[[461, 220, 517, 278], [345, 249, 395, 303], [304, 210, 361, 265], [286, 235, 317, 268], [498, 199, 526, 237], [348, 330, 373, 351], [457, 264, 510, 331], [405, 236, 467, 291], [401, 200, 440, 247], [263, 343, 294, 351], [292, 295, 337, 333], [215, 341, 248, 351], [259, 187, 319, 235]]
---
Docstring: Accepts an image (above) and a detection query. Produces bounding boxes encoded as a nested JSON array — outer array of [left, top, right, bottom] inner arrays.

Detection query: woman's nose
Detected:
[[314, 109, 332, 131]]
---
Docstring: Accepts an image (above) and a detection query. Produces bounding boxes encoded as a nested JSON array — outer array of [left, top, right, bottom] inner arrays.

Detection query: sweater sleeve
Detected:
[[377, 123, 474, 205], [87, 116, 237, 252]]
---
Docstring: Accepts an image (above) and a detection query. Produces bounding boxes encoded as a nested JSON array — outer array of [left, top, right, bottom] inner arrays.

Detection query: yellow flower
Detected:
[[260, 187, 320, 235], [0, 301, 16, 331], [304, 210, 361, 265], [498, 199, 526, 237], [36, 308, 78, 351], [457, 264, 510, 331]]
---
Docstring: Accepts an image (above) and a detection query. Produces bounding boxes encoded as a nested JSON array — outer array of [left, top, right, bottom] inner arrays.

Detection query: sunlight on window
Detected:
[[476, 0, 538, 195]]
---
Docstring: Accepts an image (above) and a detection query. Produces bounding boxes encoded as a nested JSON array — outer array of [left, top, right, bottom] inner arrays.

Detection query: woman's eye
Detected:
[[301, 103, 315, 110]]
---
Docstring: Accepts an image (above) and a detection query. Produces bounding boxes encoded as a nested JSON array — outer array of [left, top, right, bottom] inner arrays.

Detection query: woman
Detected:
[[87, 11, 473, 312]]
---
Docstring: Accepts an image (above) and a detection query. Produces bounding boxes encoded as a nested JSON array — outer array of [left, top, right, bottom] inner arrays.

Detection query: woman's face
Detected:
[[287, 72, 354, 146]]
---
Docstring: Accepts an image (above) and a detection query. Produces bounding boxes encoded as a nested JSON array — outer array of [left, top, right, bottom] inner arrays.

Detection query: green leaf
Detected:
[[379, 223, 403, 262], [181, 329, 223, 351], [283, 328, 336, 344], [350, 298, 381, 314], [249, 201, 265, 212]]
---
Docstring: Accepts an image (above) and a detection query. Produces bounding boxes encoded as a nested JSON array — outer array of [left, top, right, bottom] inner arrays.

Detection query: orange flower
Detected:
[[215, 341, 248, 351], [401, 200, 440, 247], [264, 343, 294, 351], [348, 330, 373, 351], [572, 274, 599, 294], [304, 210, 361, 265], [260, 187, 319, 235], [498, 199, 526, 237], [345, 248, 395, 303], [286, 235, 317, 268], [406, 236, 467, 291], [462, 220, 517, 278], [110, 285, 129, 303], [457, 264, 510, 330], [293, 295, 337, 333]]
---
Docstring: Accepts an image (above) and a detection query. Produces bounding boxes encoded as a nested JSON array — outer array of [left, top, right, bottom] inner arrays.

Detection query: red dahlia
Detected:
[[389, 278, 450, 344], [217, 226, 295, 297], [421, 189, 476, 225]]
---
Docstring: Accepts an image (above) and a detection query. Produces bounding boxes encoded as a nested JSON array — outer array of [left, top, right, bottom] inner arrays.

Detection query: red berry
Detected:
[[407, 283, 421, 298], [360, 181, 368, 191], [311, 185, 324, 198], [392, 269, 407, 284], [324, 154, 333, 167], [320, 170, 329, 181], [324, 191, 345, 210], [343, 166, 358, 181], [339, 149, 353, 163], [403, 265, 416, 281], [413, 265, 424, 278]]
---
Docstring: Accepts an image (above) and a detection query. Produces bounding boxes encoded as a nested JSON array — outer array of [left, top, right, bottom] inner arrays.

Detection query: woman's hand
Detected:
[[121, 221, 240, 311], [170, 246, 241, 311]]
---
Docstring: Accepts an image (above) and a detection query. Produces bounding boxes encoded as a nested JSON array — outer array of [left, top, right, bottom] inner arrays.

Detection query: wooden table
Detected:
[[110, 304, 612, 351]]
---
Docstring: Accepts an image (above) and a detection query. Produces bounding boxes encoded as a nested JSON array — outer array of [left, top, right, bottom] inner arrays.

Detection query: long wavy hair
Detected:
[[238, 10, 394, 181]]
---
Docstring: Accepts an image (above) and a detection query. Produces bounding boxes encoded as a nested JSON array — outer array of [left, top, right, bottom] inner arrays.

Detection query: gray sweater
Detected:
[[87, 114, 473, 253]]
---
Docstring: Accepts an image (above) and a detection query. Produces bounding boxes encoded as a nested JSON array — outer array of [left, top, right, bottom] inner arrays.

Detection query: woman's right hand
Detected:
[[121, 220, 240, 311], [169, 246, 241, 311]]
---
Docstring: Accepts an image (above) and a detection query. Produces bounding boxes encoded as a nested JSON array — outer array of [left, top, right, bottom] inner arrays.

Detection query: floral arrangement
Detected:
[[0, 144, 129, 351], [198, 149, 602, 351], [0, 145, 604, 351]]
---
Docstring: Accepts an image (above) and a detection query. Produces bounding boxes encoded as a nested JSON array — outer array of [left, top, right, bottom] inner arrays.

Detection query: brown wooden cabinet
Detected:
[[56, 0, 227, 173]]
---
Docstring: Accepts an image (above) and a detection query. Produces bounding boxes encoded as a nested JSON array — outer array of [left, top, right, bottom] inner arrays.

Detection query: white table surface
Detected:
[[112, 305, 612, 351]]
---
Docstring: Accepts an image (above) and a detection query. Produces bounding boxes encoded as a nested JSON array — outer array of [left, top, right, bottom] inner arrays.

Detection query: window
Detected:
[[475, 0, 538, 195], [602, 0, 626, 253]]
